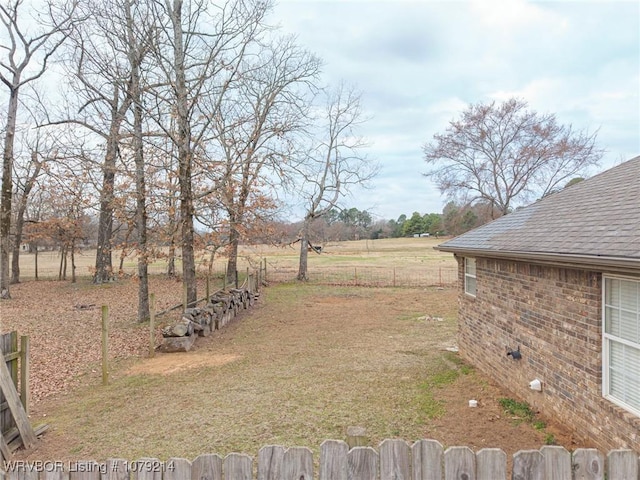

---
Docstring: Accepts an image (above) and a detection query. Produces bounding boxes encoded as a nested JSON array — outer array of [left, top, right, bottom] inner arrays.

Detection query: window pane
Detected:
[[605, 307, 620, 336], [608, 340, 640, 411], [465, 276, 476, 296], [625, 346, 640, 409], [605, 277, 640, 414], [465, 258, 476, 275], [620, 280, 638, 311], [609, 342, 625, 398], [605, 278, 619, 305], [620, 310, 639, 344]]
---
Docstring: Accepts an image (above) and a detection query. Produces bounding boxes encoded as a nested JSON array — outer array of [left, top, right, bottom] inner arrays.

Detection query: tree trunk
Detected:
[[172, 0, 197, 307], [58, 245, 66, 280], [297, 228, 309, 281], [71, 242, 76, 283], [226, 216, 239, 284], [128, 2, 150, 323], [11, 151, 42, 284], [93, 126, 120, 284], [1, 85, 20, 299], [167, 239, 176, 277], [10, 204, 25, 285]]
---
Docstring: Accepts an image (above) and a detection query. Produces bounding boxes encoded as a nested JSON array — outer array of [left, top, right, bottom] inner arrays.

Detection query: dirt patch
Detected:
[[127, 353, 240, 375]]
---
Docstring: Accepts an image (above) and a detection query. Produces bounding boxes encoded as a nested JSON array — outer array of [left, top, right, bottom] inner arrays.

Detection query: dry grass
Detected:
[[14, 238, 456, 282], [5, 239, 587, 463], [16, 283, 463, 461]]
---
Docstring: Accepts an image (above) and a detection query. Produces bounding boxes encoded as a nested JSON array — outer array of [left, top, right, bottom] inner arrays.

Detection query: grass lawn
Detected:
[[3, 239, 586, 463]]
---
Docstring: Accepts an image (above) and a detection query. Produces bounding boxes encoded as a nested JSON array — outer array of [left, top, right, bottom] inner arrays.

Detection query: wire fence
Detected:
[[13, 250, 459, 289], [265, 265, 459, 288]]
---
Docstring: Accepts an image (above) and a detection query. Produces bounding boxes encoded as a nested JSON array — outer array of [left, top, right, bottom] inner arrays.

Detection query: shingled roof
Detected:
[[436, 156, 640, 273]]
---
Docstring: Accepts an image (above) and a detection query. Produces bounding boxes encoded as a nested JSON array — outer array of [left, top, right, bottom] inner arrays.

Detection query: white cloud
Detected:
[[270, 0, 640, 220]]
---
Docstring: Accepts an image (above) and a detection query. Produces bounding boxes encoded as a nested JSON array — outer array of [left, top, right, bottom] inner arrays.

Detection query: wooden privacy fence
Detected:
[[0, 332, 29, 435], [2, 439, 639, 480]]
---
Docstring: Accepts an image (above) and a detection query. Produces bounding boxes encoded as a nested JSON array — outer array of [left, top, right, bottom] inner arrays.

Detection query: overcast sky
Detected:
[[269, 0, 640, 221]]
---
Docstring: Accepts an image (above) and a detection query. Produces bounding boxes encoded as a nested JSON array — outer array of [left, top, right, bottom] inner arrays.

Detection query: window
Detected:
[[603, 276, 640, 416], [464, 257, 476, 297]]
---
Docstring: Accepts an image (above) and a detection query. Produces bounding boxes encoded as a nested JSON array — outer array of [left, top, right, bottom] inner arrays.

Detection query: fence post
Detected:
[[19, 336, 29, 414], [223, 266, 227, 291], [101, 305, 109, 386], [9, 332, 17, 386], [439, 267, 442, 287], [393, 267, 396, 288], [206, 275, 210, 300], [149, 293, 156, 358], [263, 258, 267, 283], [354, 267, 358, 286], [257, 265, 262, 291], [235, 270, 239, 289]]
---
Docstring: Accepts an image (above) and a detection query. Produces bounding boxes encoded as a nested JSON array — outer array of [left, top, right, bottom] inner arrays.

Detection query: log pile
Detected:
[[159, 287, 258, 353]]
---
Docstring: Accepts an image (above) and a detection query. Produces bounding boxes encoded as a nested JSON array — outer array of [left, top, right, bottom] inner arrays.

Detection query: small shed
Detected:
[[436, 156, 640, 452]]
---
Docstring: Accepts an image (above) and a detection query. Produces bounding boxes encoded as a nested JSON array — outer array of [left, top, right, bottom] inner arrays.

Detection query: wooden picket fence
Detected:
[[2, 439, 639, 480]]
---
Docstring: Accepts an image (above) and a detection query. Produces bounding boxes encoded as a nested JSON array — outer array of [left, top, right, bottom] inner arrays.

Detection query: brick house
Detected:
[[436, 156, 640, 452]]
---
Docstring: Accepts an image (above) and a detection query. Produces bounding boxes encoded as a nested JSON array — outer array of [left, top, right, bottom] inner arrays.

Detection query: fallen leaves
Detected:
[[1, 277, 188, 403]]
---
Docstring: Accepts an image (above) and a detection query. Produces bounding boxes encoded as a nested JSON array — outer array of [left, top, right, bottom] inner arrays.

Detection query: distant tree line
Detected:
[[259, 204, 476, 244]]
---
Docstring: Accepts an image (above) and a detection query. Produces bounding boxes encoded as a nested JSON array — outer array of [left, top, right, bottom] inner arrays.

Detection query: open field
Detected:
[[13, 238, 458, 287], [1, 239, 590, 466]]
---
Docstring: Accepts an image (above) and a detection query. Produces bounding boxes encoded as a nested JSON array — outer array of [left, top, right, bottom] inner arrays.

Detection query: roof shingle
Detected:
[[437, 156, 640, 262]]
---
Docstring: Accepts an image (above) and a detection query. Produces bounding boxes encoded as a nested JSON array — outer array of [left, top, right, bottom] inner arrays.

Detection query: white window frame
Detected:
[[602, 274, 640, 417], [464, 257, 476, 297]]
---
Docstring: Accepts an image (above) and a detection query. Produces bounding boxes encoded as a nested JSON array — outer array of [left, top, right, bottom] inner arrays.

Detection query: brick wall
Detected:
[[455, 255, 640, 452]]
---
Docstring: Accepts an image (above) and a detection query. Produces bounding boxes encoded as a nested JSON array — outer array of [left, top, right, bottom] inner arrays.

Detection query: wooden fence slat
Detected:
[[0, 345, 35, 448], [512, 450, 544, 480], [412, 439, 443, 480], [607, 450, 638, 480], [444, 447, 475, 480], [476, 448, 506, 480], [68, 461, 101, 480], [282, 447, 314, 480], [9, 333, 17, 387], [4, 459, 39, 480], [0, 431, 11, 462], [19, 336, 29, 415], [541, 446, 571, 480], [131, 458, 165, 480], [379, 439, 410, 480], [320, 440, 348, 480], [571, 449, 604, 480], [1, 332, 18, 435], [41, 467, 69, 480], [348, 447, 378, 480], [192, 454, 223, 480], [104, 459, 129, 480], [258, 446, 285, 480], [224, 453, 252, 480], [166, 458, 191, 480]]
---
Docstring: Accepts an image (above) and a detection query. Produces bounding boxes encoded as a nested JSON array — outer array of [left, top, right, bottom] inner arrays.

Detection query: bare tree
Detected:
[[148, 0, 271, 306], [124, 0, 154, 321], [0, 0, 77, 298], [60, 0, 137, 284], [10, 123, 55, 284], [210, 35, 320, 284], [423, 98, 604, 217], [293, 84, 377, 281]]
